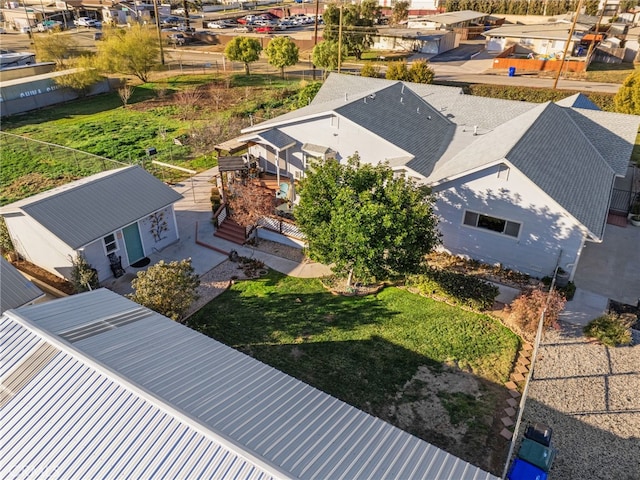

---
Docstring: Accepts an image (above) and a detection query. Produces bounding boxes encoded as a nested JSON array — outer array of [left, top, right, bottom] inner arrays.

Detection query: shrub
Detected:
[[584, 314, 633, 347], [70, 254, 99, 293], [210, 186, 222, 213], [508, 289, 566, 334], [407, 267, 499, 310], [128, 259, 200, 321], [0, 217, 15, 258], [360, 62, 380, 78], [541, 276, 576, 301]]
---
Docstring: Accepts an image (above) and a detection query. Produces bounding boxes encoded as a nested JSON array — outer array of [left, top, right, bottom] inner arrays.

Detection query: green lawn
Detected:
[[585, 62, 637, 84], [188, 271, 520, 415], [0, 74, 303, 205]]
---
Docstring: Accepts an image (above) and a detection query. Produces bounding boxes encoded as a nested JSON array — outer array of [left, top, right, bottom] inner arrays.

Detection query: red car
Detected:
[[254, 25, 274, 33]]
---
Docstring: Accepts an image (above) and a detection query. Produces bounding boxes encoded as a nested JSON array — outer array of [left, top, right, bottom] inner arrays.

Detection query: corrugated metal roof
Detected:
[[0, 314, 282, 480], [414, 10, 488, 25], [253, 129, 296, 150], [483, 22, 589, 40], [0, 258, 44, 313], [6, 289, 500, 480], [0, 166, 183, 249]]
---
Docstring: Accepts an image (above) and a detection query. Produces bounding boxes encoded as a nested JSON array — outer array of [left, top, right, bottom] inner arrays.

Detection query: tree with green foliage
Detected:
[[360, 62, 380, 77], [54, 55, 103, 96], [265, 36, 299, 79], [32, 30, 77, 67], [312, 40, 344, 75], [70, 254, 99, 293], [0, 217, 14, 258], [613, 70, 640, 114], [95, 25, 159, 82], [224, 36, 262, 75], [128, 259, 200, 321], [392, 1, 410, 26], [295, 81, 322, 108], [409, 59, 435, 84], [386, 61, 409, 80], [323, 0, 379, 60], [296, 154, 440, 287]]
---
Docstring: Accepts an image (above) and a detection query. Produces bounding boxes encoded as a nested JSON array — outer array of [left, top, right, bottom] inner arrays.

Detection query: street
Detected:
[[0, 28, 622, 94]]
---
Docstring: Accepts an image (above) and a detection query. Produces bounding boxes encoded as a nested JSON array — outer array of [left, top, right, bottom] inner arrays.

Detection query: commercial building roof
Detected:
[[1, 289, 499, 480]]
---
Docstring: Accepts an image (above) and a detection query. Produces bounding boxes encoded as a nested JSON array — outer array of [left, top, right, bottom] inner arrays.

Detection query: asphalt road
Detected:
[[1, 29, 622, 94]]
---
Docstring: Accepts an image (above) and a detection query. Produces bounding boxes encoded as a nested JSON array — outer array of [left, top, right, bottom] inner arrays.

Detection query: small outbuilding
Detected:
[[0, 166, 183, 283], [0, 257, 45, 313]]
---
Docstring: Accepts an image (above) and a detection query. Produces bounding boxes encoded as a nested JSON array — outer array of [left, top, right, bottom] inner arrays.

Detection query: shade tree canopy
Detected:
[[265, 36, 299, 78], [224, 36, 262, 75], [295, 154, 440, 287], [95, 25, 159, 82]]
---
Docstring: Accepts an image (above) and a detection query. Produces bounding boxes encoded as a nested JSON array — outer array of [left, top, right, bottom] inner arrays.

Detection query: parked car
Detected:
[[206, 21, 226, 29], [233, 25, 252, 33], [254, 24, 274, 33], [74, 17, 97, 27], [37, 20, 63, 32], [168, 33, 192, 45]]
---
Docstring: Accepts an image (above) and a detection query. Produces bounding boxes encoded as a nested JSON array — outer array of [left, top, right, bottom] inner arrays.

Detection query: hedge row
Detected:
[[407, 267, 500, 311], [465, 84, 617, 111]]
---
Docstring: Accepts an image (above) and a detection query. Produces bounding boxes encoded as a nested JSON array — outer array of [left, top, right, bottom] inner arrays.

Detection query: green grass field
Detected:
[[188, 272, 520, 414], [0, 74, 304, 205]]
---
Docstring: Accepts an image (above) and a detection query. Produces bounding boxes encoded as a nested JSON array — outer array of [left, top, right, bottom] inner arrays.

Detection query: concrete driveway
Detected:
[[573, 223, 640, 307]]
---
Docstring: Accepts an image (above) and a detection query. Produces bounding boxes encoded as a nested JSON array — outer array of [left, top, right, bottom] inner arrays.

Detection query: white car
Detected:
[[75, 17, 97, 27], [206, 21, 225, 29]]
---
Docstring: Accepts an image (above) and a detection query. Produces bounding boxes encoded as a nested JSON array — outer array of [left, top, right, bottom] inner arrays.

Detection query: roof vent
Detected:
[[401, 84, 405, 94], [369, 93, 376, 99], [417, 107, 420, 114], [427, 115, 431, 120], [400, 97, 404, 104], [345, 93, 348, 101], [473, 125, 478, 136]]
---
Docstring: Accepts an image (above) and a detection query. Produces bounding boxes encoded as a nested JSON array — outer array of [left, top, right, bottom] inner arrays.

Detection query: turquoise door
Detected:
[[123, 223, 144, 264]]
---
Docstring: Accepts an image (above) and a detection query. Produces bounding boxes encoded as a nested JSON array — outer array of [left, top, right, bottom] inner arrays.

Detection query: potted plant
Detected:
[[630, 202, 640, 227]]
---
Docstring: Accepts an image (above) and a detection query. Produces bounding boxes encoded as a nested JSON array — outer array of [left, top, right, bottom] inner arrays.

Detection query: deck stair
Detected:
[[214, 218, 246, 245]]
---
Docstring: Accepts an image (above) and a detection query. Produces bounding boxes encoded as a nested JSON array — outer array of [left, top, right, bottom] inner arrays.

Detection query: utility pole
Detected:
[[552, 0, 584, 90], [337, 4, 343, 73], [584, 0, 607, 68], [153, 0, 165, 65], [312, 0, 320, 80]]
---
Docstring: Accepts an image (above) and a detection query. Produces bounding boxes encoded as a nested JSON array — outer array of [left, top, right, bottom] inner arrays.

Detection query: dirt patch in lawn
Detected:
[[380, 363, 510, 476]]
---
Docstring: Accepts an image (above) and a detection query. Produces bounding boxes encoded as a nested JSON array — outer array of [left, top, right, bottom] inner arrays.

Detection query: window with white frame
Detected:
[[103, 233, 118, 253], [463, 211, 521, 238]]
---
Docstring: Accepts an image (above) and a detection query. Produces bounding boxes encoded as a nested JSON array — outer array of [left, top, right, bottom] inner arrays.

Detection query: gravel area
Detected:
[[519, 322, 640, 479], [184, 239, 306, 319]]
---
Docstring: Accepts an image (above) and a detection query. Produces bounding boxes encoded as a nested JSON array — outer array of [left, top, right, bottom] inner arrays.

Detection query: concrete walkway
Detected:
[[105, 167, 331, 296]]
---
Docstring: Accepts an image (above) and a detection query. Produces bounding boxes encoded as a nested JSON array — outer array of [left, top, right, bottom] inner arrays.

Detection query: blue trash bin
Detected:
[[508, 66, 516, 77]]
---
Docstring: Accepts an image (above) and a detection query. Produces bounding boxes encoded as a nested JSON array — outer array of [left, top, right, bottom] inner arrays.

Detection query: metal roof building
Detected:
[[1, 289, 499, 480], [0, 258, 44, 313]]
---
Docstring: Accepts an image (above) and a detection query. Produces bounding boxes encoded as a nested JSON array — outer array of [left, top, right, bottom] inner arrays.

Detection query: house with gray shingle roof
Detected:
[[0, 166, 183, 283], [239, 73, 639, 279]]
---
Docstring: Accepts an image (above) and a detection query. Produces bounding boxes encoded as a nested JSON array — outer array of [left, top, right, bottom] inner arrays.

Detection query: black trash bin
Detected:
[[508, 66, 516, 77], [524, 422, 553, 447]]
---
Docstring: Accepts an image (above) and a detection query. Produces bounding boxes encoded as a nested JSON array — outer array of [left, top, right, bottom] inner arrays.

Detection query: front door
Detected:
[[123, 223, 144, 264]]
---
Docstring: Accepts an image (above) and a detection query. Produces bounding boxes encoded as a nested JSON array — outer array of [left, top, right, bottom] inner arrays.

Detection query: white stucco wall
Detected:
[[138, 206, 180, 256], [250, 115, 411, 180], [4, 213, 75, 280], [433, 164, 587, 278]]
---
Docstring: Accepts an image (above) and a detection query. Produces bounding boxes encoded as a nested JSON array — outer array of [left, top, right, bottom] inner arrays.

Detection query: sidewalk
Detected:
[[106, 168, 331, 296]]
